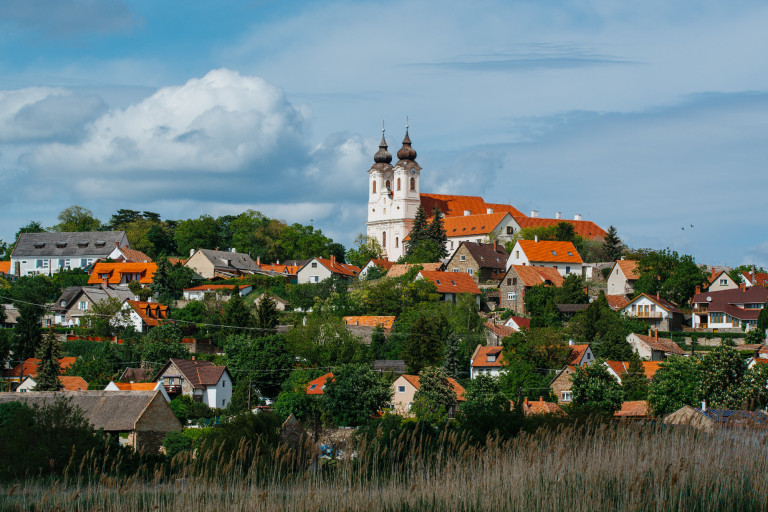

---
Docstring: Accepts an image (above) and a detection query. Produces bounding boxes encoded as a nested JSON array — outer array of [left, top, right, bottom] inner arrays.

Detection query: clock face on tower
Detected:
[[410, 169, 415, 175]]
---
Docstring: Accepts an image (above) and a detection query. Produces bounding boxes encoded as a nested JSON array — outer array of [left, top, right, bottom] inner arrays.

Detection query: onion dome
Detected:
[[396, 128, 417, 161], [373, 129, 392, 164]]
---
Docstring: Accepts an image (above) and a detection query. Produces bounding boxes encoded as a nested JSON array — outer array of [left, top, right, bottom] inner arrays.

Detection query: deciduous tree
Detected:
[[410, 366, 457, 424], [648, 356, 702, 416], [570, 362, 624, 414], [322, 364, 392, 426]]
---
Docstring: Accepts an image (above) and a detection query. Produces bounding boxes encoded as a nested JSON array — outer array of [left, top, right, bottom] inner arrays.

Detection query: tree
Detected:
[[602, 225, 623, 262], [150, 258, 174, 305], [756, 304, 768, 340], [699, 345, 745, 409], [223, 333, 294, 398], [554, 222, 576, 243], [410, 366, 457, 424], [51, 205, 101, 232], [633, 249, 707, 305], [402, 308, 449, 374], [570, 292, 633, 360], [174, 215, 221, 255], [523, 284, 560, 328], [443, 333, 462, 380], [345, 234, 383, 269], [274, 369, 326, 422], [457, 374, 521, 441], [498, 356, 551, 401], [732, 363, 768, 410], [370, 325, 387, 360], [81, 297, 128, 338], [647, 356, 702, 416], [222, 286, 253, 333], [426, 206, 448, 259], [254, 292, 280, 333], [570, 362, 624, 414], [285, 312, 370, 367], [322, 364, 392, 427], [556, 274, 588, 305], [34, 330, 63, 391], [13, 305, 43, 361], [138, 323, 189, 371], [405, 204, 429, 255], [621, 351, 649, 401]]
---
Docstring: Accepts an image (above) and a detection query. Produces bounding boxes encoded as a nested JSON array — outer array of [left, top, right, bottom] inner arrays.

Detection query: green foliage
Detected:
[[402, 307, 450, 374], [442, 333, 462, 380], [369, 325, 387, 360], [699, 345, 745, 409], [196, 412, 282, 470], [222, 286, 254, 333], [82, 297, 128, 338], [285, 312, 370, 367], [402, 205, 448, 262], [633, 249, 707, 305], [223, 333, 294, 398], [570, 362, 624, 414], [570, 292, 633, 360], [622, 351, 649, 401], [648, 356, 702, 416], [322, 364, 392, 427], [138, 323, 189, 371], [51, 205, 101, 232], [34, 330, 63, 391], [757, 305, 768, 338], [457, 375, 521, 442], [425, 206, 448, 259], [274, 369, 325, 422], [345, 234, 383, 269], [523, 284, 561, 327], [351, 276, 438, 317], [161, 430, 192, 459], [501, 327, 571, 371], [498, 356, 552, 401], [169, 395, 215, 424], [411, 366, 457, 425], [732, 363, 768, 410], [602, 225, 623, 262], [254, 292, 280, 333], [173, 215, 221, 256], [405, 204, 429, 256], [279, 223, 344, 262]]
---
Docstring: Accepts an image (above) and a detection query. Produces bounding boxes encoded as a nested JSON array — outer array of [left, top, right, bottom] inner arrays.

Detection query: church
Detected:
[[365, 125, 606, 262]]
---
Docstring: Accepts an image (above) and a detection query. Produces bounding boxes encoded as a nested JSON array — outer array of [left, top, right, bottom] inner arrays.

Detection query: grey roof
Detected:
[[2, 304, 19, 325], [11, 231, 127, 258], [373, 360, 407, 373], [54, 286, 135, 313], [194, 249, 260, 273], [0, 390, 177, 432]]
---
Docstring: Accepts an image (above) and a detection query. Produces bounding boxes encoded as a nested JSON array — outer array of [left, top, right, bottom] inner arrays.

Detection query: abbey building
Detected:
[[366, 126, 606, 262]]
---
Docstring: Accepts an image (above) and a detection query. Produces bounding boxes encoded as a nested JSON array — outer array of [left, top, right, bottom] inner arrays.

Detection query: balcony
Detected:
[[164, 385, 181, 395], [692, 307, 709, 314], [626, 311, 663, 319]]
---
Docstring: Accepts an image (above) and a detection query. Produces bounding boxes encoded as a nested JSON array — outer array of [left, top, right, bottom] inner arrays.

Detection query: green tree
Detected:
[[621, 351, 649, 401], [402, 308, 449, 374], [274, 369, 325, 423], [556, 274, 588, 305], [442, 333, 462, 380], [51, 205, 101, 232], [322, 364, 392, 426], [138, 323, 189, 371], [425, 206, 448, 259], [81, 297, 128, 338], [756, 304, 768, 341], [370, 325, 387, 360], [174, 215, 221, 255], [285, 312, 369, 367], [633, 249, 707, 305], [345, 234, 384, 269], [13, 305, 43, 361], [554, 222, 576, 243], [523, 284, 560, 328], [570, 362, 624, 414], [150, 258, 174, 305], [699, 345, 745, 409], [222, 286, 253, 333], [602, 225, 623, 262], [405, 204, 429, 256], [570, 292, 633, 360], [411, 366, 457, 424], [34, 330, 63, 391], [732, 363, 768, 410], [223, 333, 294, 398], [498, 356, 551, 401], [254, 292, 280, 333], [647, 356, 702, 416], [457, 374, 520, 441]]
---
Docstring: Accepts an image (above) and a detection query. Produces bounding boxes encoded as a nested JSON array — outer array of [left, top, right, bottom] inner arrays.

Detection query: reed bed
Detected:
[[3, 422, 767, 512]]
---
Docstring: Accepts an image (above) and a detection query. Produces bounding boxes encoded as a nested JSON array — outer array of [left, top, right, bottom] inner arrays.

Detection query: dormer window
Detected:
[[95, 241, 106, 247], [34, 243, 45, 249], [487, 354, 496, 362], [78, 242, 88, 247], [56, 242, 67, 248], [309, 384, 317, 390], [436, 280, 441, 285]]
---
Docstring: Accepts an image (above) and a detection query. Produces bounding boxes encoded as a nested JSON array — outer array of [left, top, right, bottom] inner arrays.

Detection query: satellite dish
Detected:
[[707, 296, 712, 302]]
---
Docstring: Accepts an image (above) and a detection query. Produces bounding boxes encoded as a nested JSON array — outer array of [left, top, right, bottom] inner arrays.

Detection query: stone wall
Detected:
[[135, 393, 182, 452], [498, 269, 528, 314]]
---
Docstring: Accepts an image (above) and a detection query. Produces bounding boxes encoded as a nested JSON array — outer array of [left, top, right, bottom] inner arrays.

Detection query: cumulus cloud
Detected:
[[0, 0, 141, 38]]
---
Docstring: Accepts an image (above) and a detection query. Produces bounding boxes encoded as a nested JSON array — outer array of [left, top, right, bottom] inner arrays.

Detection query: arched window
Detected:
[[410, 177, 416, 191], [382, 231, 386, 248], [397, 178, 401, 191], [395, 237, 399, 248], [372, 181, 376, 194], [385, 180, 391, 189]]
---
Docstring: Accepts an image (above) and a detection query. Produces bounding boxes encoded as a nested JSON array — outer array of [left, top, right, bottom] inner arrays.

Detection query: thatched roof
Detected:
[[0, 390, 167, 432]]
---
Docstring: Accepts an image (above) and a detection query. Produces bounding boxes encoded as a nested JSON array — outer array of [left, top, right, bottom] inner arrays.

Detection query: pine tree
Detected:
[[405, 204, 429, 255], [442, 333, 462, 380], [223, 286, 253, 333], [255, 292, 280, 333], [14, 304, 43, 361], [621, 351, 648, 400], [34, 330, 63, 391], [426, 206, 448, 259], [756, 303, 768, 342], [150, 257, 174, 305], [602, 225, 623, 262]]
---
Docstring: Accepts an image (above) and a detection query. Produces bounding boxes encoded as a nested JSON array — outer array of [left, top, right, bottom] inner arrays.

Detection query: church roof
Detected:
[[442, 213, 510, 238], [513, 216, 606, 240]]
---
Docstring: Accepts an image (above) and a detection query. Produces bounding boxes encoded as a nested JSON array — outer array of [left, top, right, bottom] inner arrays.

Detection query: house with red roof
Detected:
[[690, 284, 768, 332], [359, 259, 394, 279], [626, 331, 686, 361], [705, 269, 740, 292], [182, 284, 252, 301], [743, 270, 768, 288], [107, 244, 152, 263], [507, 239, 585, 278], [16, 375, 89, 392], [105, 381, 171, 401], [498, 265, 564, 314], [306, 373, 334, 395], [386, 262, 443, 278], [416, 270, 482, 306], [391, 374, 465, 417], [470, 345, 505, 379], [116, 300, 171, 332], [3, 357, 78, 390], [620, 293, 684, 332], [606, 260, 639, 297], [296, 256, 361, 284], [603, 361, 662, 383], [88, 262, 157, 287], [153, 358, 232, 409], [522, 397, 565, 416]]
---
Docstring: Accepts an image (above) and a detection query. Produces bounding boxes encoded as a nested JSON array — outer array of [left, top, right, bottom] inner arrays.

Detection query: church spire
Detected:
[[373, 121, 392, 164], [397, 117, 417, 162]]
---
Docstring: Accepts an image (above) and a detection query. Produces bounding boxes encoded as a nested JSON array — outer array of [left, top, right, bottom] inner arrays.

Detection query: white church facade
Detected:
[[365, 125, 607, 262]]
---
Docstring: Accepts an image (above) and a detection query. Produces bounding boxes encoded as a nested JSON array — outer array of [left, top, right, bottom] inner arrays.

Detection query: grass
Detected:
[[2, 422, 767, 511]]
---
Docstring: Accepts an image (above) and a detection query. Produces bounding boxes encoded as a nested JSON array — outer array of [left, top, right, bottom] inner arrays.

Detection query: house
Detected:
[[185, 248, 260, 279], [386, 262, 443, 278], [550, 366, 577, 404], [107, 244, 152, 263], [306, 373, 334, 395], [256, 259, 306, 281], [626, 331, 686, 361], [3, 357, 77, 391], [105, 381, 171, 401], [621, 293, 684, 332], [9, 231, 129, 276], [498, 265, 563, 314], [116, 300, 170, 332], [614, 400, 650, 420], [663, 405, 768, 432], [391, 374, 465, 417], [444, 241, 509, 283], [296, 256, 361, 284], [690, 284, 768, 332], [416, 270, 482, 306], [1, 304, 19, 328], [742, 271, 768, 288], [88, 262, 157, 287], [252, 292, 290, 311], [503, 316, 531, 332], [606, 260, 639, 297], [373, 360, 407, 375], [439, 212, 517, 258], [567, 342, 595, 366], [484, 321, 515, 346], [182, 284, 253, 301], [52, 285, 136, 327], [470, 345, 505, 379], [154, 358, 232, 409], [521, 397, 566, 416], [343, 316, 395, 330], [605, 294, 630, 311], [16, 375, 88, 392], [119, 367, 154, 382], [706, 269, 739, 292], [0, 261, 11, 276], [603, 361, 662, 383], [0, 390, 181, 452], [358, 259, 394, 279], [506, 240, 585, 278]]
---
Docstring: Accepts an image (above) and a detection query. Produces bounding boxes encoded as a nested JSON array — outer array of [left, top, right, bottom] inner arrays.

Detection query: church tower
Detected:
[[366, 121, 421, 261]]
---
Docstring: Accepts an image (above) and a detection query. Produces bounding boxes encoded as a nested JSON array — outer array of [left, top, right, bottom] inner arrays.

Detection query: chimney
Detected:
[[534, 235, 538, 243], [656, 291, 660, 300], [257, 256, 261, 266], [649, 328, 652, 337], [695, 285, 700, 294], [568, 339, 574, 346], [539, 396, 544, 403], [464, 210, 471, 216], [574, 214, 582, 221], [523, 398, 529, 407], [190, 248, 195, 257], [531, 210, 539, 218], [486, 208, 493, 214], [231, 247, 236, 253], [331, 254, 336, 266], [191, 355, 196, 361], [740, 283, 746, 292], [701, 400, 707, 412], [711, 268, 717, 279], [101, 275, 108, 289], [655, 330, 658, 341], [555, 212, 561, 219], [493, 241, 498, 252]]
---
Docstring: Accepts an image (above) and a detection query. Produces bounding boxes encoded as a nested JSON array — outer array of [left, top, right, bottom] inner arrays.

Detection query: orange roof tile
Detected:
[[9, 357, 77, 378], [614, 400, 649, 418], [632, 332, 686, 356], [313, 258, 360, 277], [387, 262, 443, 277], [0, 261, 10, 274], [343, 316, 396, 330], [513, 217, 606, 240], [567, 344, 591, 365], [366, 259, 394, 270], [743, 271, 768, 287], [88, 262, 157, 285], [112, 382, 158, 391], [420, 194, 496, 217], [418, 271, 481, 295], [604, 360, 630, 378], [471, 345, 505, 367], [167, 258, 188, 266], [58, 376, 89, 391], [126, 300, 170, 327], [516, 240, 583, 264], [306, 373, 334, 395], [442, 212, 510, 237], [522, 397, 566, 416], [605, 360, 662, 381], [484, 322, 516, 340], [615, 260, 639, 280], [116, 247, 152, 263], [605, 294, 629, 310], [508, 265, 564, 288], [260, 263, 301, 275], [401, 374, 466, 401]]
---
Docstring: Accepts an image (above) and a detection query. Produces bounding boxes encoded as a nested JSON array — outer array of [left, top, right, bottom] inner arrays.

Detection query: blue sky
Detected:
[[1, 0, 767, 267]]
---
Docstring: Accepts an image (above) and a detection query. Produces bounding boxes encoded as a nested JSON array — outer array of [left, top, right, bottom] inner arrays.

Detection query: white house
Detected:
[[620, 293, 684, 332], [606, 260, 639, 296], [470, 345, 505, 379], [506, 239, 585, 277], [296, 256, 360, 284], [10, 231, 129, 276], [105, 381, 171, 402], [690, 284, 768, 331], [154, 359, 232, 410], [182, 284, 252, 301]]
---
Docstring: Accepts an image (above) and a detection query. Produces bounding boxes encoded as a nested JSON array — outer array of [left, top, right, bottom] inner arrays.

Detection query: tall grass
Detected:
[[2, 422, 767, 511]]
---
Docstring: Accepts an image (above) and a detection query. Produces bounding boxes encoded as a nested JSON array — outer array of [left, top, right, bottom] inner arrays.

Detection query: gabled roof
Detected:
[[513, 217, 606, 240], [156, 359, 228, 390], [624, 293, 682, 314], [259, 263, 302, 275], [507, 265, 564, 287], [306, 373, 334, 395], [604, 361, 661, 381], [343, 316, 396, 330], [470, 345, 505, 367], [114, 247, 152, 263], [614, 260, 639, 280], [418, 271, 481, 295], [504, 316, 531, 330], [59, 376, 89, 390], [11, 231, 127, 258], [126, 300, 170, 327], [614, 400, 649, 418], [306, 258, 361, 278], [484, 321, 515, 340], [630, 333, 686, 356], [691, 286, 768, 321], [522, 397, 566, 416], [191, 249, 260, 273], [453, 241, 509, 270], [567, 344, 591, 365], [8, 357, 77, 378], [743, 272, 768, 287], [400, 374, 466, 401], [419, 194, 524, 218], [516, 240, 583, 264], [442, 213, 511, 238], [0, 261, 10, 274], [387, 262, 443, 278], [88, 262, 157, 285], [365, 259, 394, 271], [110, 382, 158, 391], [605, 294, 629, 311], [119, 368, 153, 382]]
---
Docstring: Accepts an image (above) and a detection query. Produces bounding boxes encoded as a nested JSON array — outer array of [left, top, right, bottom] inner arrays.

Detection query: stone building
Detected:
[[444, 241, 509, 283], [498, 265, 563, 314]]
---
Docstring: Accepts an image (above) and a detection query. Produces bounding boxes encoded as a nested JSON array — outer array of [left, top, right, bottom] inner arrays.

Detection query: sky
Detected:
[[1, 0, 767, 268]]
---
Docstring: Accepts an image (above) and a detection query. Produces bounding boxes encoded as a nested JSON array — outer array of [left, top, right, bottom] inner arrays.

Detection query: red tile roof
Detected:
[[306, 373, 334, 395], [442, 213, 510, 237], [471, 345, 505, 367], [260, 263, 301, 275], [605, 360, 659, 381], [605, 294, 629, 310], [484, 322, 515, 340], [513, 217, 607, 240], [111, 382, 158, 391], [401, 374, 466, 401], [453, 241, 509, 270], [420, 194, 524, 218], [0, 261, 10, 274], [691, 286, 768, 321], [387, 262, 443, 277], [626, 293, 682, 314], [161, 359, 228, 389], [614, 400, 649, 418], [743, 272, 768, 287], [167, 258, 188, 266], [313, 258, 360, 278], [58, 376, 89, 391], [505, 316, 531, 330], [615, 260, 639, 280], [522, 397, 566, 416], [567, 344, 591, 365], [88, 262, 157, 285], [508, 265, 564, 288], [419, 271, 481, 295], [516, 240, 583, 264], [343, 316, 395, 330], [126, 300, 170, 327], [366, 259, 394, 271], [9, 357, 77, 378], [116, 247, 152, 263], [633, 333, 686, 356]]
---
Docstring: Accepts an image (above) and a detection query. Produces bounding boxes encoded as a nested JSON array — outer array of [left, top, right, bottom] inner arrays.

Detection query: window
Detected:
[[397, 178, 401, 191], [79, 301, 88, 310], [551, 250, 557, 256], [382, 231, 386, 247], [506, 278, 511, 285], [487, 354, 496, 362], [309, 384, 317, 390], [310, 275, 319, 283], [567, 252, 573, 256], [450, 241, 454, 250], [719, 279, 727, 285], [222, 380, 226, 388], [58, 258, 70, 268], [467, 268, 474, 276], [460, 255, 466, 262], [565, 266, 570, 274], [222, 399, 226, 407], [515, 251, 519, 258], [410, 177, 415, 190], [80, 259, 88, 267], [395, 237, 399, 248], [506, 226, 514, 235], [36, 259, 48, 269], [385, 180, 391, 189], [397, 385, 406, 393], [452, 269, 460, 272], [311, 262, 317, 268], [512, 278, 517, 285], [507, 292, 516, 301], [372, 181, 376, 194], [561, 391, 572, 402]]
